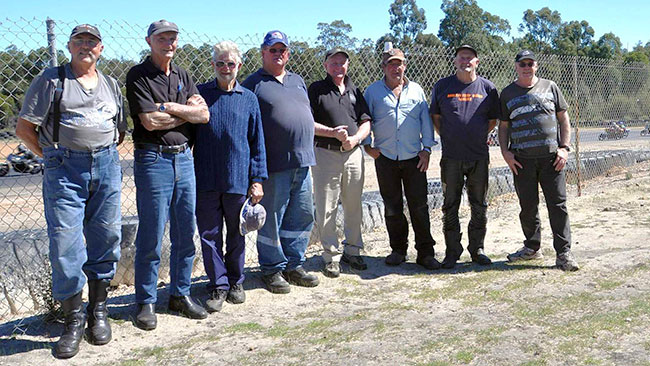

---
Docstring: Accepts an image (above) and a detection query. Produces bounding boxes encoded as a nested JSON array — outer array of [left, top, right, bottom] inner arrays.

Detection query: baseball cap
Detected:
[[147, 19, 179, 37], [455, 45, 477, 57], [262, 30, 289, 48], [382, 48, 405, 65], [70, 24, 102, 41], [515, 50, 536, 62], [325, 48, 349, 62], [239, 197, 267, 236]]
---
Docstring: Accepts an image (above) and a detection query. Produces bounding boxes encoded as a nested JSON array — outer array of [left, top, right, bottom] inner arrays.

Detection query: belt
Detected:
[[315, 141, 357, 152], [134, 142, 188, 154]]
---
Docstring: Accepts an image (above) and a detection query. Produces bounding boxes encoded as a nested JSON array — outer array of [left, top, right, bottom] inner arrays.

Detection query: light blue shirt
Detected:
[[364, 78, 435, 161]]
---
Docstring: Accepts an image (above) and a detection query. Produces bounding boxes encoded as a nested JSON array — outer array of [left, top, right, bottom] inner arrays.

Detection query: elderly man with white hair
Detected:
[[194, 41, 267, 312]]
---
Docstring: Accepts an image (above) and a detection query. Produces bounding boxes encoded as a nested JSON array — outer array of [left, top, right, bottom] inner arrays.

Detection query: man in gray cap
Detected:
[[16, 24, 126, 358], [126, 19, 209, 330], [499, 50, 579, 271], [308, 48, 371, 278]]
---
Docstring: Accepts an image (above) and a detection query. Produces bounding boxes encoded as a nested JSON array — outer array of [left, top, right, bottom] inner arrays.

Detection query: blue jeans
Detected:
[[134, 147, 197, 304], [256, 167, 314, 274], [42, 145, 122, 301]]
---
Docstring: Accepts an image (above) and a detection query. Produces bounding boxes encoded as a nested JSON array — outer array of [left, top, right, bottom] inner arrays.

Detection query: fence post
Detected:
[[46, 18, 57, 67], [573, 55, 582, 196]]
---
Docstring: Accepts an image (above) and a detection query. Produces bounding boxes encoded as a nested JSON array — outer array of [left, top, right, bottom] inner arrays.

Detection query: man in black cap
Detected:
[[498, 50, 579, 271], [308, 48, 372, 278], [430, 45, 500, 269], [126, 19, 209, 330], [16, 24, 126, 358]]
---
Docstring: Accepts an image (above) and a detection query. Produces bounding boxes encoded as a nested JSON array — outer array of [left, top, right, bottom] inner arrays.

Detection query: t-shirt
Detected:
[[242, 68, 315, 173], [19, 63, 126, 151], [126, 57, 199, 146], [430, 75, 499, 160], [500, 78, 568, 158]]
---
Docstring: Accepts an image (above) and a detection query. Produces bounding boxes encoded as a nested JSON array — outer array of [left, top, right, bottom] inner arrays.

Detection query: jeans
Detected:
[[440, 157, 489, 259], [133, 147, 197, 304], [42, 145, 122, 301], [256, 167, 314, 275], [513, 155, 571, 254], [374, 154, 435, 257], [195, 191, 247, 292]]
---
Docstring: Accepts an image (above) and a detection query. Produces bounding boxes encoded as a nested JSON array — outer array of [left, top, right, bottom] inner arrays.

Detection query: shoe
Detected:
[[416, 255, 441, 270], [226, 284, 246, 304], [135, 303, 157, 331], [205, 289, 228, 312], [385, 252, 406, 266], [262, 272, 291, 294], [342, 254, 368, 270], [283, 267, 320, 287], [323, 262, 340, 278], [471, 248, 492, 266], [507, 246, 543, 262], [441, 255, 458, 269], [86, 279, 112, 345], [168, 295, 208, 319], [556, 251, 580, 272], [54, 292, 86, 359]]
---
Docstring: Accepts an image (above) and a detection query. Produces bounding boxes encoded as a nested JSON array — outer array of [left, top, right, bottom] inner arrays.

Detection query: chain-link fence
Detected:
[[1, 18, 649, 320]]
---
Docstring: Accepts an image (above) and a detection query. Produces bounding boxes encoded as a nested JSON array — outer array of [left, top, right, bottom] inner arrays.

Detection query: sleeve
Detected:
[[307, 82, 318, 116], [552, 81, 569, 112], [487, 83, 500, 120], [116, 87, 127, 132], [429, 82, 440, 115], [185, 71, 200, 98], [248, 95, 268, 182], [361, 87, 374, 146], [354, 87, 371, 124], [125, 68, 156, 115], [499, 88, 511, 122], [18, 71, 56, 127], [419, 89, 434, 147]]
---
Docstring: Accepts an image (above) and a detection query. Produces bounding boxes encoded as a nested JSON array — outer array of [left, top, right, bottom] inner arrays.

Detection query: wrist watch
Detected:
[[559, 145, 570, 152], [158, 103, 166, 112], [422, 146, 432, 153]]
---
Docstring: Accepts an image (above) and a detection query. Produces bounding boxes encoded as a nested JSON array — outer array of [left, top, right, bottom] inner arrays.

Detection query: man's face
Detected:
[[67, 34, 103, 65], [324, 53, 348, 80], [212, 52, 241, 85], [383, 59, 406, 84], [454, 49, 478, 73], [146, 31, 178, 59], [261, 42, 289, 69], [516, 59, 538, 79]]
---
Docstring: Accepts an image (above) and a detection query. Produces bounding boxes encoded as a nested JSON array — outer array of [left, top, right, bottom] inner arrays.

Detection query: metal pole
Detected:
[[573, 55, 582, 196], [46, 18, 57, 67]]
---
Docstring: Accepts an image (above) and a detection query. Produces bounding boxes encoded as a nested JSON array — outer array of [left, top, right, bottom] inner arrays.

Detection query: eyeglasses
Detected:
[[215, 61, 237, 69], [71, 38, 99, 48], [267, 47, 288, 54], [518, 61, 535, 68]]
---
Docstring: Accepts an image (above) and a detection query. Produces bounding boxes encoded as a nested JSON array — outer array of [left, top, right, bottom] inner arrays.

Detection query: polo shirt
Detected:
[[308, 74, 371, 147], [126, 56, 199, 146], [242, 68, 315, 173]]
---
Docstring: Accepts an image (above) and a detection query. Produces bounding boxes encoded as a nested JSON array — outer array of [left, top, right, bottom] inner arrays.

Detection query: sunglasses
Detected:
[[71, 39, 100, 48], [215, 61, 237, 68], [518, 61, 535, 68], [267, 47, 288, 54]]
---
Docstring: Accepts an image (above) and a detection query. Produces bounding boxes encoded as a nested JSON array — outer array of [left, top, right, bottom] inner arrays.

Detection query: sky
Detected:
[[3, 0, 649, 54]]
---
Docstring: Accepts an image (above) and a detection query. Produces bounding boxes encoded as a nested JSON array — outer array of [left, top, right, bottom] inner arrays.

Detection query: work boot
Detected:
[[86, 280, 112, 345], [55, 292, 87, 359]]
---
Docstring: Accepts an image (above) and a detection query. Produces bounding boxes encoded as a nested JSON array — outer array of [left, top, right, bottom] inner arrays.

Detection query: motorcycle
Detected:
[[598, 124, 629, 141], [641, 123, 650, 136], [0, 144, 43, 177]]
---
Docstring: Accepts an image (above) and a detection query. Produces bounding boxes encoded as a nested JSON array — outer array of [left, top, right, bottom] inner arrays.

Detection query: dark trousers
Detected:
[[513, 155, 571, 254], [374, 154, 435, 256], [440, 157, 489, 259], [195, 191, 247, 292]]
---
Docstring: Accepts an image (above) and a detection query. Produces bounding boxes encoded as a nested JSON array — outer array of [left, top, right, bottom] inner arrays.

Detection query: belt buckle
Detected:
[[339, 145, 346, 152]]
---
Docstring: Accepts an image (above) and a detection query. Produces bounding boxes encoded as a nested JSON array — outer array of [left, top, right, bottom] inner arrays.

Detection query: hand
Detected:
[[332, 126, 348, 142], [341, 135, 358, 151], [186, 94, 205, 106], [248, 182, 264, 204], [364, 145, 381, 159], [502, 150, 523, 175], [553, 147, 569, 171], [416, 150, 430, 172]]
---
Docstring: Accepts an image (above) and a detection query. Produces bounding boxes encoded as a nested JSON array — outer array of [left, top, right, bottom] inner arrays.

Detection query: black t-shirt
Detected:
[[308, 75, 371, 147], [126, 56, 199, 146]]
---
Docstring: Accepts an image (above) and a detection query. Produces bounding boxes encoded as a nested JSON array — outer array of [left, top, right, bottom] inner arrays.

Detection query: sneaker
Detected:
[[342, 254, 368, 270], [262, 272, 291, 294], [507, 247, 543, 262], [556, 251, 580, 272], [226, 284, 246, 304], [323, 262, 340, 278], [205, 289, 228, 312], [416, 255, 441, 270], [283, 267, 320, 287], [471, 248, 492, 266], [385, 252, 406, 266]]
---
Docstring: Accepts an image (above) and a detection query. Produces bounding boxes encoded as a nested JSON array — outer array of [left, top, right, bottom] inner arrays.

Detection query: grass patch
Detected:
[[415, 361, 451, 366], [518, 359, 547, 366], [454, 350, 475, 363], [137, 346, 165, 359], [120, 360, 146, 366], [224, 322, 265, 333]]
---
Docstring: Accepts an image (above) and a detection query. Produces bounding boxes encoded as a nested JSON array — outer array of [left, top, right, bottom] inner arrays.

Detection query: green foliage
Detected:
[[316, 20, 357, 50], [389, 0, 427, 48], [438, 0, 511, 53], [518, 7, 563, 53]]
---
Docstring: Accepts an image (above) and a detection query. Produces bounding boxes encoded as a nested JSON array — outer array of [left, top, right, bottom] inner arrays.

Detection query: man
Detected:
[[16, 24, 125, 358], [126, 19, 209, 330], [242, 30, 319, 293], [498, 50, 579, 272], [430, 45, 499, 269], [194, 40, 267, 312], [364, 47, 440, 270], [308, 48, 371, 278]]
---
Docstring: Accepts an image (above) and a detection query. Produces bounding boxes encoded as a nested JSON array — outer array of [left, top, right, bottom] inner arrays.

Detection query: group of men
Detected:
[[16, 21, 579, 359]]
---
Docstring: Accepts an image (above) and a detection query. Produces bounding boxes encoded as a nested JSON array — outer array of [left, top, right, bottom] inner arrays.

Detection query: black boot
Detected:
[[86, 280, 112, 345], [55, 292, 87, 359]]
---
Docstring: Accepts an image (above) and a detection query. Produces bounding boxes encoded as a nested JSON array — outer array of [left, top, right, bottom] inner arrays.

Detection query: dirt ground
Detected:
[[1, 162, 650, 366]]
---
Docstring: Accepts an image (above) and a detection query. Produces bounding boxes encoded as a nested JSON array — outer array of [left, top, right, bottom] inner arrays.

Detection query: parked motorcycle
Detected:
[[0, 144, 43, 176]]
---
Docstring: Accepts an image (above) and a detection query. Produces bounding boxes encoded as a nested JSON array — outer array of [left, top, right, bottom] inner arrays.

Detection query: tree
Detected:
[[388, 0, 427, 47], [554, 20, 594, 56], [438, 0, 510, 52], [589, 32, 623, 59], [316, 20, 357, 50], [518, 7, 563, 53]]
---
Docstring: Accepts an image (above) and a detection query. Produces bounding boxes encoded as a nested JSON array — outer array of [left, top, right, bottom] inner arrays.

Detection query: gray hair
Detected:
[[212, 41, 242, 63]]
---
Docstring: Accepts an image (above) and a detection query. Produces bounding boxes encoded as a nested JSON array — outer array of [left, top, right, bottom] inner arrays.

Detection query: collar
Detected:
[[258, 67, 291, 79], [206, 79, 244, 93], [382, 76, 409, 91], [143, 56, 179, 76], [325, 74, 352, 92]]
